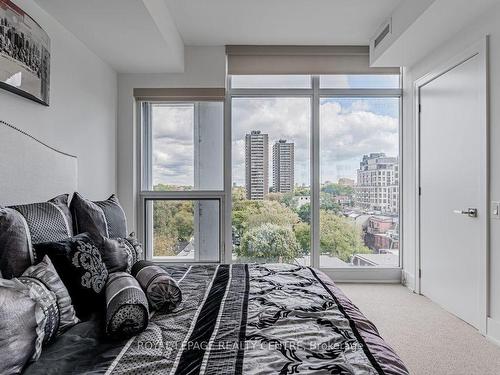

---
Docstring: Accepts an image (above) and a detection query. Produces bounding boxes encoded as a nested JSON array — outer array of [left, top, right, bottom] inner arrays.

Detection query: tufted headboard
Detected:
[[0, 120, 78, 206]]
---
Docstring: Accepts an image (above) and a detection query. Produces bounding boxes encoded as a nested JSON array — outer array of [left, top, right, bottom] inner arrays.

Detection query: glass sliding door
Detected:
[[319, 97, 400, 267], [231, 97, 311, 264]]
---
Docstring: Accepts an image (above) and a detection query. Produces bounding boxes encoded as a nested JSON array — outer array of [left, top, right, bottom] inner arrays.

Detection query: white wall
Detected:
[[117, 46, 226, 231], [0, 0, 117, 200], [402, 3, 500, 342]]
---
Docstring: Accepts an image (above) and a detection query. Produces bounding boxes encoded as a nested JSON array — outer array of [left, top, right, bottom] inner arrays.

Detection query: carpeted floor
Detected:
[[337, 283, 500, 375]]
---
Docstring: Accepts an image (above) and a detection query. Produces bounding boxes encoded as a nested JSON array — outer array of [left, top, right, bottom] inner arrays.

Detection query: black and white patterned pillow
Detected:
[[105, 272, 149, 338], [34, 233, 109, 319], [8, 194, 73, 263], [70, 193, 127, 240]]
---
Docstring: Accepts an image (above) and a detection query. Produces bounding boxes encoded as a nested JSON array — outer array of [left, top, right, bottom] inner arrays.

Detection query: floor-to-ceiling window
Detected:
[[228, 74, 401, 268], [137, 48, 402, 277], [319, 75, 400, 268], [231, 95, 311, 264]]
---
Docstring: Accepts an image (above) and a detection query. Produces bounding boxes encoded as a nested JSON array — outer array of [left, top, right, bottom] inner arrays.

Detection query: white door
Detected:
[[419, 51, 486, 328]]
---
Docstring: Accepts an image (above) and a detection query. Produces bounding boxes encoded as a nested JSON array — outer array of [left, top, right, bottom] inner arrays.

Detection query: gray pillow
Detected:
[[105, 272, 149, 338], [0, 206, 32, 278], [131, 260, 182, 313], [10, 194, 73, 246], [22, 255, 80, 335], [98, 235, 143, 274], [70, 193, 127, 240], [0, 278, 47, 374]]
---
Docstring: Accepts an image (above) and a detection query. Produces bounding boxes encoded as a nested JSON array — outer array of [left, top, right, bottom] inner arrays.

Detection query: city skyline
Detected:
[[150, 97, 399, 187]]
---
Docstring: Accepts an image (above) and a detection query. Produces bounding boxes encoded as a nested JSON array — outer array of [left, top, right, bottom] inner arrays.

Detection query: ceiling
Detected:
[[164, 0, 401, 45], [35, 0, 402, 73]]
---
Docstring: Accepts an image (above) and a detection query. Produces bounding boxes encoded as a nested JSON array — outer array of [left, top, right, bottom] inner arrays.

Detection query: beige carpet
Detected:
[[337, 283, 500, 375]]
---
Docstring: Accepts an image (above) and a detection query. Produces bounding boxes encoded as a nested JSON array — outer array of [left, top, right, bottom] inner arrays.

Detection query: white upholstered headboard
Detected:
[[0, 120, 78, 206]]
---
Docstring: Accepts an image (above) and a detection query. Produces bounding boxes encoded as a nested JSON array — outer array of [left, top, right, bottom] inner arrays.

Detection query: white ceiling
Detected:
[[35, 0, 402, 73], [165, 0, 401, 45], [35, 0, 185, 73]]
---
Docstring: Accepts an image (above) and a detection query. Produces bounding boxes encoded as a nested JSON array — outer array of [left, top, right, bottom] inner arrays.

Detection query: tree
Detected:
[[153, 199, 194, 256], [319, 211, 371, 262], [294, 222, 310, 253], [280, 192, 297, 209], [295, 186, 311, 196], [232, 199, 299, 238], [321, 183, 354, 196], [320, 193, 341, 213], [238, 223, 300, 262], [232, 186, 246, 201], [265, 192, 284, 202], [297, 203, 311, 224], [246, 200, 299, 229]]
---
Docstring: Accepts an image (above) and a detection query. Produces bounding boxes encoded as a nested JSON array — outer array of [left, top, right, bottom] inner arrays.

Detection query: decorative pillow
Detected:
[[34, 233, 109, 319], [123, 235, 144, 272], [7, 194, 73, 264], [22, 255, 80, 335], [0, 278, 47, 374], [18, 276, 60, 345], [105, 272, 149, 338], [70, 193, 127, 240], [99, 235, 144, 274], [131, 260, 182, 313], [99, 237, 129, 273], [0, 206, 33, 278]]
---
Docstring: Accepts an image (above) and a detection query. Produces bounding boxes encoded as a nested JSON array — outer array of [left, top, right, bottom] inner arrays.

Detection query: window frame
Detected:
[[138, 100, 226, 264], [226, 74, 403, 280], [136, 74, 403, 279]]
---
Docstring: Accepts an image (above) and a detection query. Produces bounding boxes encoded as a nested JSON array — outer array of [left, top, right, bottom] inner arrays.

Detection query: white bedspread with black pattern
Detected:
[[24, 264, 408, 375]]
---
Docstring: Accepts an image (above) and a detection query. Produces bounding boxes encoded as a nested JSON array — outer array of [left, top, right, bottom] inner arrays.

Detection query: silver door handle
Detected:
[[453, 208, 477, 217]]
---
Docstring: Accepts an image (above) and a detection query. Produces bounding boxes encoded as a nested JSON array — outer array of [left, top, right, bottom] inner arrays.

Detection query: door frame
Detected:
[[414, 37, 489, 334]]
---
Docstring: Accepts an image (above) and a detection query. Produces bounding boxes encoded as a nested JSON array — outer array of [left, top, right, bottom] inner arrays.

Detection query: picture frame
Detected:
[[0, 0, 50, 106]]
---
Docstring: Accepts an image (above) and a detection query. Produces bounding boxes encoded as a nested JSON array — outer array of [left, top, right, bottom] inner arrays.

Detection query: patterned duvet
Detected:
[[24, 263, 408, 375]]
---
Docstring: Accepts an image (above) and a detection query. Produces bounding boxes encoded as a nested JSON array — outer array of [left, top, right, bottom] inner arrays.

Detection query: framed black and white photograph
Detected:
[[0, 0, 50, 105]]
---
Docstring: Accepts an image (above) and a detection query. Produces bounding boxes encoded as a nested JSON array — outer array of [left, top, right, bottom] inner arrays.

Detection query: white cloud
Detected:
[[232, 98, 398, 185], [320, 101, 398, 182], [151, 98, 399, 187], [152, 104, 194, 186]]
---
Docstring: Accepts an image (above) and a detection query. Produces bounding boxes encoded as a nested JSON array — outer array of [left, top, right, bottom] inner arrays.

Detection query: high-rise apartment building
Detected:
[[355, 153, 399, 213], [245, 131, 269, 200], [272, 139, 294, 193]]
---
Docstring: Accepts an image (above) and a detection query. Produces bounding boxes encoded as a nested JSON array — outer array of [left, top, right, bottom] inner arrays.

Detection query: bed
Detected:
[[23, 263, 408, 375], [1, 121, 408, 374]]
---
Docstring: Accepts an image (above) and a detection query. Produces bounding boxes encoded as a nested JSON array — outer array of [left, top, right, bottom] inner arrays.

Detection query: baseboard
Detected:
[[321, 267, 402, 283], [487, 317, 500, 347]]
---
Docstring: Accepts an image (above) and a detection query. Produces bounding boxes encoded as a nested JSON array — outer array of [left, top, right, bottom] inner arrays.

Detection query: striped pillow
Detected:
[[22, 255, 79, 336], [131, 261, 182, 313], [0, 194, 73, 277], [0, 278, 48, 374], [105, 272, 149, 338]]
